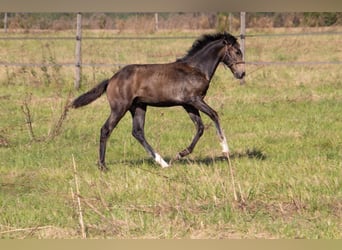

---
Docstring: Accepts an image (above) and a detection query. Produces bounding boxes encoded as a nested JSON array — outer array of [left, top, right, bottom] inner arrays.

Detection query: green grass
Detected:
[[0, 29, 341, 239]]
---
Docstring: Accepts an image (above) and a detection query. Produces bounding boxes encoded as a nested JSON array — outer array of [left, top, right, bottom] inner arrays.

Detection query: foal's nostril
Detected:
[[235, 71, 245, 79]]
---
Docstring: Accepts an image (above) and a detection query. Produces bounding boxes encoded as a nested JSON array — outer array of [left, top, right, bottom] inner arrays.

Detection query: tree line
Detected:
[[1, 12, 341, 31]]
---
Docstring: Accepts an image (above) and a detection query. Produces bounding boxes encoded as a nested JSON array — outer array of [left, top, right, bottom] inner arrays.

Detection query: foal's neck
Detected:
[[184, 41, 225, 82]]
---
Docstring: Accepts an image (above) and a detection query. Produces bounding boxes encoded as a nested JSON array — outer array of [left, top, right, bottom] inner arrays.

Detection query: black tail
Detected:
[[71, 79, 109, 109]]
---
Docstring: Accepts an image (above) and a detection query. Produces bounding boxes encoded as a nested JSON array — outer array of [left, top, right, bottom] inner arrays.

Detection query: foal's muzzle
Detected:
[[229, 61, 245, 79], [234, 71, 245, 79]]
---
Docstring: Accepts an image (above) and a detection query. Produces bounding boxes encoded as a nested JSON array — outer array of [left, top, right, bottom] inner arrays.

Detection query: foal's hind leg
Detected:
[[175, 105, 204, 160], [99, 109, 126, 171], [130, 104, 169, 168]]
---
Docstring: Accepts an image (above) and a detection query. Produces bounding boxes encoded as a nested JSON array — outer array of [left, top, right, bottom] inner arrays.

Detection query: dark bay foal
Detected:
[[71, 32, 245, 171]]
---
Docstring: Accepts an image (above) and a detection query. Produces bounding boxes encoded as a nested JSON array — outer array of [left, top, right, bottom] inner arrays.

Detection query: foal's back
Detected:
[[106, 61, 209, 107]]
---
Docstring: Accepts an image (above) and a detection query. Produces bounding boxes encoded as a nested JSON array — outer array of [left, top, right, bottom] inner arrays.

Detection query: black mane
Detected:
[[179, 32, 237, 61]]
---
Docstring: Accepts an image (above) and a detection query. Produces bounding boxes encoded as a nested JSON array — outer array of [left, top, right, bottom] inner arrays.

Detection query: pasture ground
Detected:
[[0, 28, 341, 238]]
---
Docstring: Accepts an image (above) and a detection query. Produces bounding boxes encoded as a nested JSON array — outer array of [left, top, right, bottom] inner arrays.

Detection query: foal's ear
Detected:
[[222, 40, 232, 48]]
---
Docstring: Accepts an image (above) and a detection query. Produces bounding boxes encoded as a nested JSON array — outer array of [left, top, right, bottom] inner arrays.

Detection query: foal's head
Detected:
[[221, 35, 245, 79], [179, 32, 245, 80]]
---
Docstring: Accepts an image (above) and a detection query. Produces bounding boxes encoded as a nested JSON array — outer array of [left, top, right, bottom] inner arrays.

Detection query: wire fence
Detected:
[[0, 35, 198, 69], [1, 31, 341, 68], [1, 13, 341, 88]]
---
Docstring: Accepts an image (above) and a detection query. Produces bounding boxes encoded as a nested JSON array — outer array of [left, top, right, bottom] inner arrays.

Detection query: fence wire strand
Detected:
[[0, 31, 341, 68], [1, 61, 341, 68]]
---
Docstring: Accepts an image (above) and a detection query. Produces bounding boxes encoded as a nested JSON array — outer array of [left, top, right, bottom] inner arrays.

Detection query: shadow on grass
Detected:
[[108, 147, 267, 168], [175, 147, 267, 166]]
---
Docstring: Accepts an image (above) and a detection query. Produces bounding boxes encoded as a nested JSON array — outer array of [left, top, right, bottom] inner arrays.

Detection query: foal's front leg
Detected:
[[190, 98, 230, 155], [175, 105, 204, 160]]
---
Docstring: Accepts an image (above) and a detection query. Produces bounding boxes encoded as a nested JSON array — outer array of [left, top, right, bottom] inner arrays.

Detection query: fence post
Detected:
[[4, 13, 8, 33], [154, 13, 159, 32], [75, 13, 82, 90], [240, 12, 246, 85]]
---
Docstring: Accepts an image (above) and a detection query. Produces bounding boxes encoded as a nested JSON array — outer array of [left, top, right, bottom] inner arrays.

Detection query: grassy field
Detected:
[[0, 28, 341, 239]]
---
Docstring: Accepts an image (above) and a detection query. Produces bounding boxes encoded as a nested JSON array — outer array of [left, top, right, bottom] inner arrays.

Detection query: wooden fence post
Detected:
[[4, 13, 8, 33], [75, 13, 82, 90], [154, 13, 159, 32], [240, 12, 246, 85]]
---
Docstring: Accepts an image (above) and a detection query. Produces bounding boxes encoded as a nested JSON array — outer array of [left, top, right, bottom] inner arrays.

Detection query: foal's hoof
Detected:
[[169, 152, 182, 164], [98, 162, 109, 172], [175, 152, 183, 160], [222, 151, 231, 158], [154, 153, 170, 168]]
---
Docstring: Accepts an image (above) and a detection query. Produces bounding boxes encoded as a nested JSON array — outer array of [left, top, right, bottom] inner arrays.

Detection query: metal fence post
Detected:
[[240, 12, 246, 85], [75, 13, 82, 90]]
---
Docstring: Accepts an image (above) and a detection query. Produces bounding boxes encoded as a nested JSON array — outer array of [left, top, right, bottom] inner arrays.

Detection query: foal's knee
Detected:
[[100, 126, 111, 140], [132, 127, 143, 141]]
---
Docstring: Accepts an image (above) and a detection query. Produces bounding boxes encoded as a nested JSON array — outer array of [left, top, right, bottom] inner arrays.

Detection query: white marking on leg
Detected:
[[154, 153, 170, 168], [220, 136, 229, 154]]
